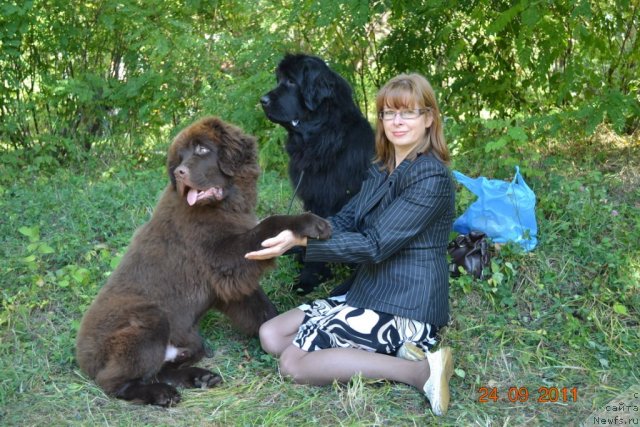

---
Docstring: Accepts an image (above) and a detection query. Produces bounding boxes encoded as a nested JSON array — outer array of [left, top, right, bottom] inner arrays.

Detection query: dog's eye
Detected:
[[285, 78, 296, 87], [195, 145, 210, 155]]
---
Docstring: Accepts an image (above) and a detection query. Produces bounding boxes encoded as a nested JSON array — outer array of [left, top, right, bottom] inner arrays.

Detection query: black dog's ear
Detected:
[[300, 59, 334, 111]]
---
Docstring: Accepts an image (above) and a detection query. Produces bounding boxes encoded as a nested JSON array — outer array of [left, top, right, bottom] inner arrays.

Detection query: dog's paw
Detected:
[[151, 383, 182, 407], [297, 213, 332, 240], [193, 370, 223, 389], [128, 383, 181, 407], [185, 367, 222, 389], [168, 366, 222, 389]]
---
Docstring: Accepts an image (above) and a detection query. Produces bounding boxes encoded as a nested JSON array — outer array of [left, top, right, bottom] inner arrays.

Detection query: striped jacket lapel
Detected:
[[356, 164, 387, 221], [358, 159, 413, 219]]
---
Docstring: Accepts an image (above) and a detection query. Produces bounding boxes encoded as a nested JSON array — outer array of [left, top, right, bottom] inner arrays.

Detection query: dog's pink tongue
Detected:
[[187, 189, 199, 206]]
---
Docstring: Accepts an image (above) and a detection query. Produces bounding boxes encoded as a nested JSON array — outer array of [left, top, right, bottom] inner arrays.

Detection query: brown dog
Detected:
[[75, 116, 331, 406]]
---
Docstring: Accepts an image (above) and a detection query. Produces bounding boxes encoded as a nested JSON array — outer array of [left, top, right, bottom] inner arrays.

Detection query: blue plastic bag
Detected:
[[452, 166, 537, 251]]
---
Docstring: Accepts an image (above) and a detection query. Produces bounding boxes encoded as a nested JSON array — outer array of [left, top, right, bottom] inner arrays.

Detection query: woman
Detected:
[[246, 73, 455, 416]]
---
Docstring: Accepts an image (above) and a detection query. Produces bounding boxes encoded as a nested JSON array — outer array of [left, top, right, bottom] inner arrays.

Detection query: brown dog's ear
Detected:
[[218, 134, 258, 177], [204, 118, 257, 177]]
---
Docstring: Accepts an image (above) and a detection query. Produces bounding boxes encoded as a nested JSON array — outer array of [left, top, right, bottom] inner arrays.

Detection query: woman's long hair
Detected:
[[374, 73, 450, 172]]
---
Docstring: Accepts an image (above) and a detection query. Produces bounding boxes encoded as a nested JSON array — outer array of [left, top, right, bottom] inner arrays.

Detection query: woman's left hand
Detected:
[[245, 230, 307, 260]]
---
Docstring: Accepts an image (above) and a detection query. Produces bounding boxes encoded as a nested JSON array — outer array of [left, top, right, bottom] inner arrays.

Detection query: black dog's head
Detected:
[[260, 54, 355, 129], [167, 116, 260, 208]]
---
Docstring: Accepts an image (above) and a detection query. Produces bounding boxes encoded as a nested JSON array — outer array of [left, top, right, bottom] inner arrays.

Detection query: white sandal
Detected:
[[423, 347, 454, 416]]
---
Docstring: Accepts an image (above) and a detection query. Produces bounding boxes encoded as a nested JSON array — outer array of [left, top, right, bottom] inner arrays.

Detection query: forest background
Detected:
[[1, 0, 638, 425]]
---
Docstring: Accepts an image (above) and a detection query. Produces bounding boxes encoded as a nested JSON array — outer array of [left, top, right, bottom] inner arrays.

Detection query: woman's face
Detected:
[[382, 104, 433, 161]]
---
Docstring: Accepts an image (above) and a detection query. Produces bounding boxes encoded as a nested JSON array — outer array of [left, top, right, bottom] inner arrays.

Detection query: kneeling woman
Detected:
[[246, 73, 455, 416]]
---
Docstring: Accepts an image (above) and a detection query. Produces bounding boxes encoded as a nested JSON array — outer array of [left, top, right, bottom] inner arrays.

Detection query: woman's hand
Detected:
[[245, 230, 308, 260]]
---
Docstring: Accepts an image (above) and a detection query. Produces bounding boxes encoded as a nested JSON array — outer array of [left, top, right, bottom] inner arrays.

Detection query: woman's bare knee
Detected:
[[259, 308, 305, 356], [259, 320, 280, 355]]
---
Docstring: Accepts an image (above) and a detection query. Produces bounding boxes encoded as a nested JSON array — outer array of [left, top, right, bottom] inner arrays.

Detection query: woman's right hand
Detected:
[[244, 230, 308, 260]]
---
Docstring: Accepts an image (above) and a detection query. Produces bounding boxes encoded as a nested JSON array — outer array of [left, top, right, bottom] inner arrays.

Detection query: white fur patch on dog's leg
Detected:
[[164, 344, 179, 362]]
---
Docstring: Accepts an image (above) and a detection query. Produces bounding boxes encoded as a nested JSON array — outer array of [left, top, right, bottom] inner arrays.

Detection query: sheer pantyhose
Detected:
[[259, 308, 431, 389]]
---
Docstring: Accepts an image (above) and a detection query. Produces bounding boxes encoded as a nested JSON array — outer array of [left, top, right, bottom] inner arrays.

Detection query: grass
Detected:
[[1, 129, 639, 426]]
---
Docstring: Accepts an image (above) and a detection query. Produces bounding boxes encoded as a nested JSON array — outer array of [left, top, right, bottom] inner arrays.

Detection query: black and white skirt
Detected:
[[293, 295, 438, 354]]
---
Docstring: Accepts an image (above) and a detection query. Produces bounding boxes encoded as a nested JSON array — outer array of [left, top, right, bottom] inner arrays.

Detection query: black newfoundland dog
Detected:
[[76, 117, 331, 406], [260, 53, 374, 294]]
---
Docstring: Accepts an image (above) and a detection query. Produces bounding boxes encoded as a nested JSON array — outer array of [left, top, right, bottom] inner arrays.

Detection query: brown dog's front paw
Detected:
[[192, 370, 223, 389], [183, 367, 222, 389], [149, 383, 182, 407], [298, 213, 332, 240], [160, 366, 222, 389], [119, 382, 181, 407]]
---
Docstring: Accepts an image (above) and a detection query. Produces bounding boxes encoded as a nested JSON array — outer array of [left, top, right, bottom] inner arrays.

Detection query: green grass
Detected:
[[1, 130, 638, 426]]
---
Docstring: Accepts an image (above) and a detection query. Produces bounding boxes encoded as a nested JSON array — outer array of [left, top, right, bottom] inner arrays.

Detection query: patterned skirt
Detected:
[[293, 295, 438, 354]]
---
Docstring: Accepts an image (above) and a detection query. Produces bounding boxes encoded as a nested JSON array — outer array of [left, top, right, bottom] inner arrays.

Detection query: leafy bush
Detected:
[[3, 0, 637, 174]]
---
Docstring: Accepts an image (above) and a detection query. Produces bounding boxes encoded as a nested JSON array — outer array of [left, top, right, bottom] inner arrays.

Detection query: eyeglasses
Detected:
[[378, 108, 430, 121]]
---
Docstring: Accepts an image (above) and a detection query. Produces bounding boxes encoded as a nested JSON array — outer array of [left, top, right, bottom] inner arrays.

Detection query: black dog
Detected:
[[261, 53, 374, 294]]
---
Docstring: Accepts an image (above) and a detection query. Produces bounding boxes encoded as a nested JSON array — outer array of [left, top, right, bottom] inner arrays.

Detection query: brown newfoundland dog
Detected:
[[76, 116, 331, 407]]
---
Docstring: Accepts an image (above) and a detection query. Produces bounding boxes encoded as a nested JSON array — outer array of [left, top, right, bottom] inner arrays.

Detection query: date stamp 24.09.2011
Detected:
[[478, 386, 579, 404]]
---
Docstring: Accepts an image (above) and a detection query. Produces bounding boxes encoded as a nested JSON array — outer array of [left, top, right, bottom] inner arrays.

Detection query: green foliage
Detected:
[[3, 0, 637, 178], [377, 0, 639, 158]]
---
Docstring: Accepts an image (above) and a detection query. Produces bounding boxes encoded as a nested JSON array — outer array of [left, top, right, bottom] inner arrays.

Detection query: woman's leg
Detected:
[[278, 344, 453, 416], [259, 308, 305, 356], [278, 345, 429, 388]]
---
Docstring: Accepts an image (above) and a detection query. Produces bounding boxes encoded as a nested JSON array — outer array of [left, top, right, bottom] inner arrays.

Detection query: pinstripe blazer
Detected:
[[305, 151, 455, 326]]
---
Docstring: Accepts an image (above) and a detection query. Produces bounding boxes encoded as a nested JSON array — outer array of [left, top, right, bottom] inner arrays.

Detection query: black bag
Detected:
[[448, 231, 490, 279]]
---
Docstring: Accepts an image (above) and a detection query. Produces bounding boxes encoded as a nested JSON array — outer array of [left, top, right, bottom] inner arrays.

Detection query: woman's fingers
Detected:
[[245, 230, 296, 260]]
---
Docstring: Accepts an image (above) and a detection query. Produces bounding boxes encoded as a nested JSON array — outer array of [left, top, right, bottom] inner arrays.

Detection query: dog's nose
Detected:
[[260, 95, 270, 107], [174, 165, 189, 178]]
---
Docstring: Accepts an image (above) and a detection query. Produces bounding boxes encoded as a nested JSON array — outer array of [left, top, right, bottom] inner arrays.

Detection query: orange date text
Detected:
[[478, 386, 578, 403]]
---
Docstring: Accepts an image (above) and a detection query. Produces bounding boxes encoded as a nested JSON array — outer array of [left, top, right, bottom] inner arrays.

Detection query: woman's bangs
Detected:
[[382, 86, 419, 110]]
